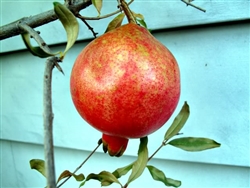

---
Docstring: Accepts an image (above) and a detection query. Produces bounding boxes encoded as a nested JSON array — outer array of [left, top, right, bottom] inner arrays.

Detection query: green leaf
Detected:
[[53, 2, 79, 59], [86, 159, 133, 187], [136, 19, 148, 29], [105, 13, 125, 33], [168, 137, 221, 152], [131, 11, 148, 29], [21, 33, 56, 58], [91, 0, 102, 16], [126, 137, 148, 186], [79, 181, 86, 187], [164, 101, 190, 141], [56, 170, 85, 184], [102, 163, 133, 186], [147, 165, 181, 187], [132, 11, 144, 20], [29, 159, 46, 177], [99, 171, 121, 186], [113, 163, 133, 179], [84, 171, 121, 187]]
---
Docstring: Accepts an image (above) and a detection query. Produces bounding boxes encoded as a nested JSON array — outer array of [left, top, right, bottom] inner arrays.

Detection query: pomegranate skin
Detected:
[[70, 23, 180, 140]]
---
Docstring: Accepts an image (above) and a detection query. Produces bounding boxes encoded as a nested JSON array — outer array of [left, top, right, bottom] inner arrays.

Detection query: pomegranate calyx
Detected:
[[102, 134, 128, 157]]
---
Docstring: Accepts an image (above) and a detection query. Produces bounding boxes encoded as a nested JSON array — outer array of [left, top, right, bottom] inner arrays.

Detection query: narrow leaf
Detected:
[[21, 33, 55, 58], [53, 2, 79, 59], [131, 11, 148, 29], [91, 0, 102, 16], [71, 172, 85, 181], [57, 170, 85, 184], [136, 19, 148, 29], [85, 173, 99, 181], [168, 137, 221, 152], [127, 137, 148, 185], [79, 181, 86, 187], [113, 163, 133, 179], [147, 165, 181, 187], [103, 163, 134, 186], [84, 171, 121, 187], [105, 13, 125, 33], [29, 159, 46, 177], [99, 171, 121, 186], [132, 11, 144, 20], [164, 102, 190, 141]]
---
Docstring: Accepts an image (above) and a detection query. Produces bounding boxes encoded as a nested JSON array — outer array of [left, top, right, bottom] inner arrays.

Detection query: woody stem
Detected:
[[119, 0, 136, 24]]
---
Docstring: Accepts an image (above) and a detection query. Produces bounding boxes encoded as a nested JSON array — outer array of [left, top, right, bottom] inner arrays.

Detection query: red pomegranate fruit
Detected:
[[70, 23, 180, 157]]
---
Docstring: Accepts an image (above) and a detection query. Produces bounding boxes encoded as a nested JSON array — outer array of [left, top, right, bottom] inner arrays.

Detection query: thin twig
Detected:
[[79, 0, 134, 20], [148, 143, 165, 162], [0, 0, 92, 40], [76, 14, 98, 38], [75, 0, 133, 38], [43, 56, 59, 188], [148, 133, 183, 161], [181, 0, 206, 12], [57, 139, 102, 188]]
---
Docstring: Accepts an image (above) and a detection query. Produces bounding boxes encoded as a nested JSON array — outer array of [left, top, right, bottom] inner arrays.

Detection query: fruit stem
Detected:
[[119, 0, 137, 24]]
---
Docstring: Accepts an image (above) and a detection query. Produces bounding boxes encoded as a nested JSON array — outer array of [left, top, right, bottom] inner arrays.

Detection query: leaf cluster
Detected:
[[21, 2, 79, 60], [30, 102, 220, 188]]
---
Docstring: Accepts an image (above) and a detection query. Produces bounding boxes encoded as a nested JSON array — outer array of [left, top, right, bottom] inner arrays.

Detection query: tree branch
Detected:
[[0, 0, 92, 40], [18, 22, 52, 53], [43, 56, 59, 188]]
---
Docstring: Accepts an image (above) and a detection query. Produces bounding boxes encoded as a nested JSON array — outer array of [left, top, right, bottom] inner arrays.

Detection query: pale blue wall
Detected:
[[0, 1, 250, 187]]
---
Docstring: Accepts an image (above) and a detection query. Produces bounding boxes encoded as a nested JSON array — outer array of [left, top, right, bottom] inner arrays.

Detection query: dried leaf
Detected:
[[105, 13, 125, 33], [29, 159, 46, 177], [147, 165, 181, 187], [127, 137, 148, 185], [91, 0, 102, 16], [164, 102, 190, 141], [53, 2, 79, 59], [21, 33, 55, 58], [168, 137, 221, 152]]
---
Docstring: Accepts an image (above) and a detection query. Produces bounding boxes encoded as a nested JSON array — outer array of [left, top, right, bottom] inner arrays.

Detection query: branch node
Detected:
[[54, 60, 65, 75], [18, 22, 52, 53]]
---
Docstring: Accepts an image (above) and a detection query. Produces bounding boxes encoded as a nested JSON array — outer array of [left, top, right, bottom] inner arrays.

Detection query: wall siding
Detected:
[[1, 0, 249, 52], [1, 140, 250, 188], [0, 1, 250, 187]]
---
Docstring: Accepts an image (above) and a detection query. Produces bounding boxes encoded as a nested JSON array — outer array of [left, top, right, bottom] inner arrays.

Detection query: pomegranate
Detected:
[[70, 23, 180, 156]]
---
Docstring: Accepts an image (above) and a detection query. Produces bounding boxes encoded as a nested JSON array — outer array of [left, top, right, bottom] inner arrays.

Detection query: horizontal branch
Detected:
[[0, 0, 92, 41]]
